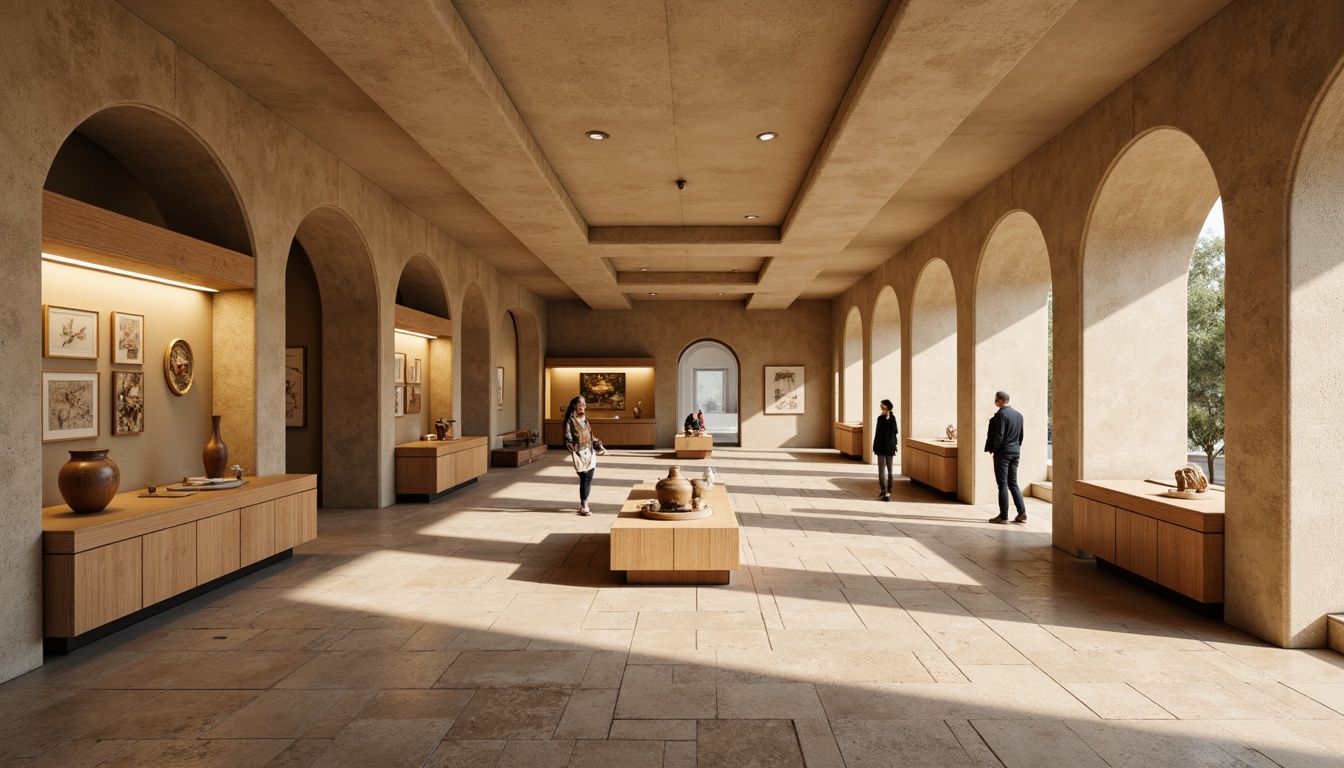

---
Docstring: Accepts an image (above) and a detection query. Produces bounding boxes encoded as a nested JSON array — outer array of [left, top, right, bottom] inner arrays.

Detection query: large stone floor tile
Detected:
[[1062, 682, 1174, 720], [276, 651, 457, 689], [312, 718, 452, 768], [698, 719, 803, 768], [93, 689, 256, 739], [98, 739, 290, 768], [446, 688, 570, 739], [716, 682, 826, 719], [92, 651, 315, 690], [423, 739, 505, 768], [615, 680, 717, 720], [567, 739, 665, 768], [0, 689, 158, 759], [1066, 718, 1271, 767], [206, 689, 363, 739], [435, 650, 592, 689], [831, 718, 978, 767], [972, 719, 1109, 767]]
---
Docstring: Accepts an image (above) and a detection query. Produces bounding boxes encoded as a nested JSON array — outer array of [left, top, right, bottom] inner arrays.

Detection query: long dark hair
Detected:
[[563, 396, 584, 424]]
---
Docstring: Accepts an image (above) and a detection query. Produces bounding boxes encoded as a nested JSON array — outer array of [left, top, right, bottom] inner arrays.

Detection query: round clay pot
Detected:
[[690, 478, 708, 501], [203, 414, 229, 479], [58, 449, 120, 514], [656, 466, 693, 510]]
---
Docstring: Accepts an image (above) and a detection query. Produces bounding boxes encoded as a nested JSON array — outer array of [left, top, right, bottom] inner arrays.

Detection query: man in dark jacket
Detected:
[[984, 391, 1027, 524]]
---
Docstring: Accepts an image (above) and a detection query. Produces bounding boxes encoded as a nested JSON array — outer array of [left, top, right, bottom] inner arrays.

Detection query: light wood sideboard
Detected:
[[1073, 479, 1225, 613], [904, 438, 958, 496], [610, 482, 739, 584], [395, 437, 489, 501], [41, 474, 317, 652], [543, 418, 656, 448], [834, 422, 864, 459], [674, 435, 713, 459]]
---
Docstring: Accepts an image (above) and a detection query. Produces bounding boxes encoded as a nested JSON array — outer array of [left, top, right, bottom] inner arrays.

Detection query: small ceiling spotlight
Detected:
[[744, 214, 759, 220], [585, 130, 609, 140], [648, 292, 658, 296], [676, 179, 687, 190], [640, 266, 648, 271], [716, 292, 725, 296], [756, 131, 778, 141]]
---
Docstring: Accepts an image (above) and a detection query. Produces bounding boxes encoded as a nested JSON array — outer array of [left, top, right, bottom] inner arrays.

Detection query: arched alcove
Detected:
[[291, 207, 381, 508], [678, 340, 741, 444], [497, 312, 520, 435], [394, 254, 452, 445], [842, 307, 864, 424], [508, 308, 543, 436], [1082, 129, 1219, 481], [459, 283, 492, 439], [871, 287, 902, 464], [972, 211, 1051, 505], [911, 260, 958, 442]]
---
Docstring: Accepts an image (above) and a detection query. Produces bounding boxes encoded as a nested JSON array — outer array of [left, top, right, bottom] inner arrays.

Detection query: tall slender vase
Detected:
[[203, 414, 229, 479], [58, 448, 120, 514]]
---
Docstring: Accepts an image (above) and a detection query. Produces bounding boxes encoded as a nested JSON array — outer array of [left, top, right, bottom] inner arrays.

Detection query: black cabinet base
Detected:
[[396, 476, 478, 504], [908, 478, 957, 500], [1096, 558, 1223, 617]]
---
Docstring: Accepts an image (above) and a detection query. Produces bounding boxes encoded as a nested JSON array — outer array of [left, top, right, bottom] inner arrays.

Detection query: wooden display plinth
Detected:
[[904, 438, 958, 497], [395, 437, 488, 501], [543, 418, 656, 448], [834, 422, 864, 459], [674, 435, 713, 459], [1074, 479, 1225, 614], [610, 482, 739, 585], [491, 444, 547, 467], [42, 474, 317, 652]]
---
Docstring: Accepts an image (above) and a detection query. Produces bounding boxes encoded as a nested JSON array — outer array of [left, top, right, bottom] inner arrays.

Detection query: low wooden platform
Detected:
[[674, 434, 713, 459], [610, 481, 739, 585], [395, 437, 488, 501], [491, 444, 548, 467], [904, 437, 958, 497]]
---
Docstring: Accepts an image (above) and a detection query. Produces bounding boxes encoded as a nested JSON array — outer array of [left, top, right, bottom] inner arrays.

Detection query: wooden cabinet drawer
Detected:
[[43, 539, 142, 637], [1073, 496, 1116, 561], [1157, 522, 1224, 602], [197, 510, 241, 584], [240, 499, 277, 567], [1114, 508, 1158, 581], [142, 522, 198, 606]]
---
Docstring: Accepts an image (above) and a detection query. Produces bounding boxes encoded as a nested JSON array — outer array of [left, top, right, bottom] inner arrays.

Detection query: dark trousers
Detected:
[[993, 451, 1026, 518], [578, 468, 595, 504], [876, 454, 894, 492]]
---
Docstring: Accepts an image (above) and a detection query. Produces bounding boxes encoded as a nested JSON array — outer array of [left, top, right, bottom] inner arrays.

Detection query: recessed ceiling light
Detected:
[[585, 130, 609, 140], [648, 292, 658, 296], [731, 269, 740, 273], [640, 266, 648, 271], [716, 292, 725, 296], [744, 215, 759, 220], [756, 132, 778, 141]]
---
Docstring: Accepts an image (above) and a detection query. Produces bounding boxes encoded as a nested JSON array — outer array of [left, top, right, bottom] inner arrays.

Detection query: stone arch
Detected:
[[841, 306, 864, 424], [397, 254, 451, 318], [1082, 128, 1220, 482], [394, 254, 452, 444], [871, 286, 902, 464], [911, 259, 958, 442], [971, 211, 1052, 505], [678, 339, 741, 444], [459, 283, 492, 439], [291, 206, 382, 508], [507, 308, 543, 436]]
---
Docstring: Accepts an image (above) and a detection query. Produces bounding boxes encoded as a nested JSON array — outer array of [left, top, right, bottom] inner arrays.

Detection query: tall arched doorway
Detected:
[[459, 283, 492, 439], [678, 340, 740, 445], [871, 287, 901, 466], [394, 254, 451, 446], [911, 260, 958, 443], [842, 307, 865, 426]]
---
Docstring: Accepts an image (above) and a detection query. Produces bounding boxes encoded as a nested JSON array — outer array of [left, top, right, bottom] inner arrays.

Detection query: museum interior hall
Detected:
[[3, 0, 1344, 765]]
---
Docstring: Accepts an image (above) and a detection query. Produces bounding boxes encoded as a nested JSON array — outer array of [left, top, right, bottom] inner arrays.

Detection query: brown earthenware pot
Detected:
[[656, 466, 693, 510], [58, 448, 120, 514], [203, 414, 229, 479]]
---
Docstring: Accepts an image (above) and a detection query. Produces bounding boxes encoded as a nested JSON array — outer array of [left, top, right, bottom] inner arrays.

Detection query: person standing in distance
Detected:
[[564, 395, 607, 516], [873, 399, 898, 501], [984, 390, 1027, 524]]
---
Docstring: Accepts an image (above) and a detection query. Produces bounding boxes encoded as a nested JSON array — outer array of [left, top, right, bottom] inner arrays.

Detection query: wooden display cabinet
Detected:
[[610, 482, 739, 584], [904, 438, 958, 496], [394, 437, 488, 501], [834, 422, 864, 459]]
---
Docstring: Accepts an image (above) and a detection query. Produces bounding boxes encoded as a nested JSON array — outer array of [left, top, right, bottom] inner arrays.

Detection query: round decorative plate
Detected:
[[640, 506, 712, 521], [164, 338, 193, 396], [1160, 489, 1206, 500]]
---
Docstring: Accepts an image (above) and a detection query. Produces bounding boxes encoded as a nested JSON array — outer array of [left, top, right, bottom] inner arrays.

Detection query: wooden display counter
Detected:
[[834, 422, 864, 459], [674, 434, 713, 459], [1074, 479, 1225, 614], [395, 437, 488, 501], [904, 438, 958, 497], [544, 418, 656, 448], [610, 481, 739, 584], [42, 474, 317, 652]]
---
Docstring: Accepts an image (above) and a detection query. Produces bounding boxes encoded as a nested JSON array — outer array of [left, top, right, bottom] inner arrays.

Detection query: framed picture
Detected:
[[409, 358, 422, 385], [43, 305, 98, 360], [164, 339, 194, 395], [764, 365, 805, 415], [393, 384, 405, 417], [497, 366, 504, 410], [580, 371, 625, 410], [42, 370, 99, 441], [285, 347, 306, 428], [111, 370, 144, 435], [406, 385, 422, 414], [111, 311, 144, 365], [393, 352, 406, 385]]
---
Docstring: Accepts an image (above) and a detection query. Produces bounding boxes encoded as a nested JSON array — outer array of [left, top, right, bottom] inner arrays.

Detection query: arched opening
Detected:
[[290, 207, 381, 508], [841, 307, 864, 424], [497, 312, 520, 436], [972, 211, 1051, 506], [285, 241, 322, 479], [394, 255, 452, 446], [508, 309, 543, 437], [459, 283, 492, 439], [871, 286, 902, 467], [678, 340, 740, 445], [1082, 129, 1220, 482], [910, 260, 958, 443]]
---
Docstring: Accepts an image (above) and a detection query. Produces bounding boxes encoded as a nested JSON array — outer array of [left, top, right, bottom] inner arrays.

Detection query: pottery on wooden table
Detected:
[[58, 448, 120, 514], [656, 465, 693, 510], [203, 414, 229, 479]]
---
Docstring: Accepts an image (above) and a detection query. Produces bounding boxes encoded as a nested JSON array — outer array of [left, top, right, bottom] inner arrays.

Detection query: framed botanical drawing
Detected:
[[393, 352, 406, 385], [164, 338, 193, 395], [497, 366, 504, 410], [409, 358, 422, 385], [43, 305, 98, 360], [406, 385, 422, 414], [111, 370, 144, 435], [42, 370, 99, 441], [285, 347, 306, 428], [393, 384, 405, 417], [764, 365, 805, 415], [579, 371, 625, 410], [111, 311, 144, 365]]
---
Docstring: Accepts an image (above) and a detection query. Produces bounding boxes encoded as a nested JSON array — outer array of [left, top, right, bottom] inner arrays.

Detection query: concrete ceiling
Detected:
[[117, 0, 1233, 308]]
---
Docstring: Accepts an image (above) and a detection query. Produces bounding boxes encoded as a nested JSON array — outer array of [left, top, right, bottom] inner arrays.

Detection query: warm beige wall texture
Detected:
[[547, 301, 832, 448], [832, 0, 1344, 647], [0, 0, 546, 683]]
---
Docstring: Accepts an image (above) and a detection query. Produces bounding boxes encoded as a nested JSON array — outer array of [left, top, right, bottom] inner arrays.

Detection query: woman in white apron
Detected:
[[563, 396, 607, 515]]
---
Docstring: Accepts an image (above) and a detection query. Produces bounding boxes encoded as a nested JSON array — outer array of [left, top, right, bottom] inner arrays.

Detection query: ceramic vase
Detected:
[[203, 414, 229, 479], [656, 465, 693, 510], [58, 449, 120, 514]]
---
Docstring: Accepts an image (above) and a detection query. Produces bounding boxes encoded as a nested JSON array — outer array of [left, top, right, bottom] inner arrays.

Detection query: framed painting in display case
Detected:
[[764, 365, 805, 415], [497, 366, 504, 410], [409, 358, 422, 385], [393, 384, 405, 417], [285, 347, 306, 428], [111, 311, 144, 365], [579, 371, 625, 410], [42, 370, 99, 442], [111, 370, 144, 435], [393, 352, 406, 385], [164, 338, 193, 395], [407, 385, 422, 414], [43, 304, 98, 360]]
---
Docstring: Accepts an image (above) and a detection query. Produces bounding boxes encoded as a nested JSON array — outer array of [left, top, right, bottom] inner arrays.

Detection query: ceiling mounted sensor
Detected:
[[585, 130, 609, 140], [756, 131, 778, 141], [676, 179, 686, 190]]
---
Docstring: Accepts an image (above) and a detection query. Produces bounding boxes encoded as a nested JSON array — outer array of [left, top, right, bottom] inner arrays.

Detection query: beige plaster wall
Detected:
[[546, 301, 832, 448]]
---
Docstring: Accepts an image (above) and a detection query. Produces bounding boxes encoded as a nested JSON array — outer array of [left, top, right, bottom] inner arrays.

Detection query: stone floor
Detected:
[[3, 449, 1344, 767]]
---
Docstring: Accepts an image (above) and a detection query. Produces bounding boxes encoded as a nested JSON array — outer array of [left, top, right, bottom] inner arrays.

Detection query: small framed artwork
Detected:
[[764, 365, 805, 415], [393, 384, 405, 417], [43, 305, 98, 360], [580, 371, 625, 410], [111, 311, 144, 365], [164, 338, 194, 395], [285, 347, 306, 428], [409, 358, 422, 385], [406, 385, 422, 414], [393, 352, 406, 385], [42, 370, 99, 442], [497, 366, 504, 410], [111, 370, 144, 435]]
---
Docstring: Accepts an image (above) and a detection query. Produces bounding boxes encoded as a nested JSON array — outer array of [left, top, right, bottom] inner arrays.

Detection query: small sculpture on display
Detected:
[[1175, 465, 1209, 493], [434, 418, 454, 440], [632, 399, 643, 419], [945, 424, 957, 441], [656, 465, 694, 511], [702, 466, 716, 489]]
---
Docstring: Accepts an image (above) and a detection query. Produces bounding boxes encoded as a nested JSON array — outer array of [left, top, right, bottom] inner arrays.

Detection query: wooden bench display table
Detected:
[[1073, 479, 1225, 614], [395, 437, 488, 501], [674, 434, 713, 459], [41, 474, 317, 652], [610, 481, 739, 584], [544, 418, 656, 448], [904, 438, 958, 497], [491, 430, 548, 467], [834, 422, 864, 459]]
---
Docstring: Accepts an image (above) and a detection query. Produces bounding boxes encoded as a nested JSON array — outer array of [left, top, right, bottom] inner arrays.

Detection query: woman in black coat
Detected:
[[873, 398, 898, 501]]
